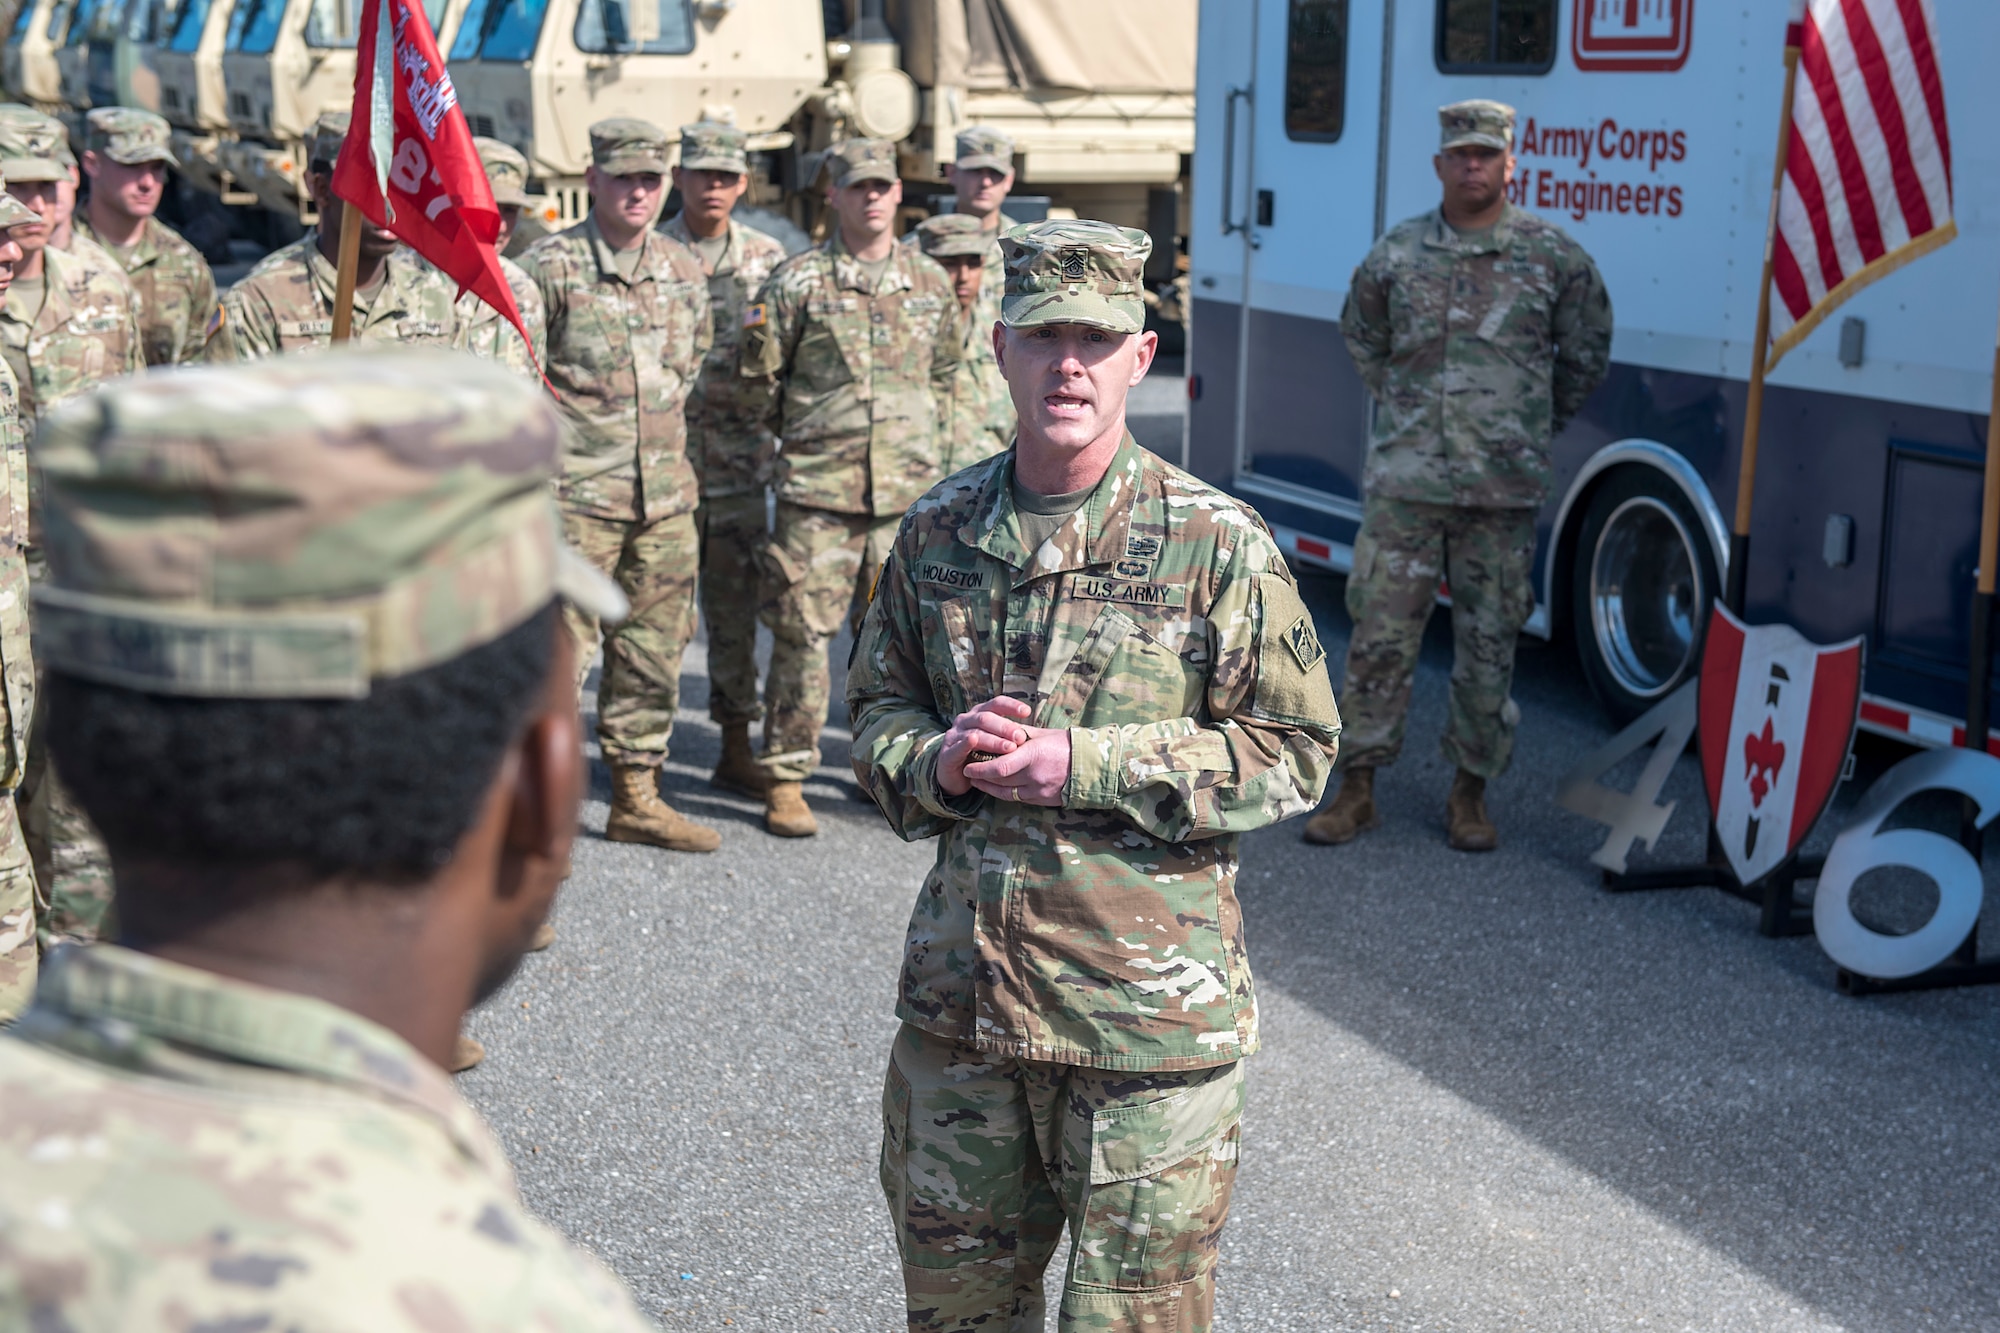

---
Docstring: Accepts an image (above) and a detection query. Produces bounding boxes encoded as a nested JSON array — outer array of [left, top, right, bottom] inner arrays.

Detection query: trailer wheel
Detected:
[[1570, 468, 1718, 724]]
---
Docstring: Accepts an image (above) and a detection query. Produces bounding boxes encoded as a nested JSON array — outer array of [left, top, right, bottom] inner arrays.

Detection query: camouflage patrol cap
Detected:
[[472, 135, 530, 208], [679, 120, 747, 174], [954, 126, 1013, 174], [912, 212, 993, 260], [1438, 99, 1515, 153], [32, 348, 627, 700], [307, 111, 350, 171], [85, 106, 178, 167], [826, 137, 897, 188], [999, 218, 1151, 335], [0, 174, 37, 229], [0, 109, 69, 182], [590, 117, 670, 177]]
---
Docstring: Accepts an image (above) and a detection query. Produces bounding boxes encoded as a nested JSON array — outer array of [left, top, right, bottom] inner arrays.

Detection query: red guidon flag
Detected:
[[330, 0, 533, 360], [1769, 0, 1954, 365]]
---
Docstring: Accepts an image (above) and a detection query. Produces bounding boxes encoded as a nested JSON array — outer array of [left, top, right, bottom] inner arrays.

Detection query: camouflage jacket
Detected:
[[847, 436, 1342, 1070], [1342, 204, 1613, 509], [0, 357, 28, 793], [0, 244, 145, 430], [456, 252, 547, 380], [75, 213, 219, 366], [524, 216, 714, 522], [662, 212, 787, 499], [943, 288, 1013, 472], [742, 232, 963, 518], [211, 232, 462, 362], [0, 946, 659, 1332]]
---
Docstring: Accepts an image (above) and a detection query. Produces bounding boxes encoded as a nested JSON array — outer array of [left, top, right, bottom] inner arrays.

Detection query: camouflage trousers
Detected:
[[1340, 496, 1537, 779], [562, 509, 701, 767], [757, 502, 898, 783], [881, 1024, 1243, 1333], [20, 699, 113, 946], [699, 493, 767, 726], [0, 790, 35, 1019]]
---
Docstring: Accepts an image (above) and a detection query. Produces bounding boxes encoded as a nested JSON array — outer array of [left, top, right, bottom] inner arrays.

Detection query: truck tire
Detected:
[[1570, 467, 1718, 724]]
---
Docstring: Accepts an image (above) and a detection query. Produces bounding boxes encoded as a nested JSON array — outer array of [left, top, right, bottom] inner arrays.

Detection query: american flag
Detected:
[[1770, 0, 1954, 365]]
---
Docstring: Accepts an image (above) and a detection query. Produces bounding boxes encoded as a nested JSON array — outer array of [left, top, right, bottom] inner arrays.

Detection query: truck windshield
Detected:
[[167, 0, 208, 49], [451, 0, 543, 62], [224, 0, 281, 52], [305, 0, 444, 46], [7, 0, 37, 43], [574, 0, 691, 55]]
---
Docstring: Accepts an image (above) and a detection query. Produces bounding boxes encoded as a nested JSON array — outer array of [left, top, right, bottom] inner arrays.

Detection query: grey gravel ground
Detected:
[[461, 367, 2000, 1331]]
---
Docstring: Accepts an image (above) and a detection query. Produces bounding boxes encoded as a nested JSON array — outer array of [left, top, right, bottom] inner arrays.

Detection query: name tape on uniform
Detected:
[[917, 562, 992, 592]]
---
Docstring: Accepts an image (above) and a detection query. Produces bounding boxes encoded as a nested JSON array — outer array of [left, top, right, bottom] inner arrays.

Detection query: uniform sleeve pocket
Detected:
[[1251, 573, 1339, 728]]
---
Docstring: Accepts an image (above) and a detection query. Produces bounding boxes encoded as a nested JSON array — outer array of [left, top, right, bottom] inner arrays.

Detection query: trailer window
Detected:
[[574, 0, 691, 56], [225, 0, 282, 54], [1436, 0, 1555, 73], [167, 0, 207, 49], [1286, 0, 1348, 141]]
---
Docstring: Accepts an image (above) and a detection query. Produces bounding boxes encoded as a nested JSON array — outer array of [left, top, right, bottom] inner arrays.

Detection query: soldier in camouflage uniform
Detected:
[[457, 136, 546, 376], [523, 117, 719, 852], [210, 113, 461, 361], [742, 137, 962, 838], [0, 347, 659, 1330], [911, 213, 1013, 470], [663, 120, 788, 799], [0, 121, 143, 951], [0, 106, 126, 283], [77, 107, 220, 366], [849, 220, 1341, 1333], [0, 187, 41, 1020], [1304, 100, 1612, 852]]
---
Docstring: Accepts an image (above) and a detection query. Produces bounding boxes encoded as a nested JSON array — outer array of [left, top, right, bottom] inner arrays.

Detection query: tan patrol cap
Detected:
[[912, 213, 993, 260], [1438, 99, 1515, 152], [825, 138, 897, 188], [33, 348, 627, 700], [954, 127, 1013, 174], [590, 117, 670, 176], [0, 111, 68, 183], [0, 171, 36, 229], [1000, 218, 1151, 335], [86, 107, 178, 167], [472, 135, 530, 209], [307, 111, 349, 170], [679, 121, 748, 174]]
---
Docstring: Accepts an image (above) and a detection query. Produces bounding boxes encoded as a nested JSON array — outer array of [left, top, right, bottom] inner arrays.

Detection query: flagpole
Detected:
[[1727, 40, 1802, 614], [329, 203, 362, 343]]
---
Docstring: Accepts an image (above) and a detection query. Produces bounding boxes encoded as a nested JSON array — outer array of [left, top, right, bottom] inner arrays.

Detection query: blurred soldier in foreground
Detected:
[[78, 107, 219, 366], [742, 137, 961, 837], [211, 112, 460, 360], [911, 213, 1013, 470], [0, 349, 659, 1330], [0, 120, 143, 953], [1304, 99, 1611, 852], [458, 136, 546, 375], [849, 220, 1341, 1331], [0, 186, 42, 1018], [662, 120, 786, 799], [524, 118, 718, 852]]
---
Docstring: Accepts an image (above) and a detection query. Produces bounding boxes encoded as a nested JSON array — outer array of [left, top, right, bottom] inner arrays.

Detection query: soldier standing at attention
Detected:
[[0, 349, 661, 1330], [741, 138, 961, 838], [0, 106, 129, 281], [1303, 99, 1611, 852], [523, 117, 718, 852], [211, 113, 461, 361], [661, 120, 787, 800], [457, 136, 546, 376], [911, 212, 1013, 470], [76, 107, 219, 366], [0, 187, 44, 1019], [849, 220, 1342, 1331]]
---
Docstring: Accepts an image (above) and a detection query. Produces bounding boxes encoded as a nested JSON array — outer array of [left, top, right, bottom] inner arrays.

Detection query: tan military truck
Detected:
[[4, 0, 65, 109], [153, 0, 241, 197]]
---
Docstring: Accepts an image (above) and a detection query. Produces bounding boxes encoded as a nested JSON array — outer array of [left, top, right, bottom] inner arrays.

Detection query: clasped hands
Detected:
[[936, 696, 1071, 806]]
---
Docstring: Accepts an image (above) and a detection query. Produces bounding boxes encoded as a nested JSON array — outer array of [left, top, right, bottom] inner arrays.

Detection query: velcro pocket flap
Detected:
[[1088, 1063, 1245, 1185]]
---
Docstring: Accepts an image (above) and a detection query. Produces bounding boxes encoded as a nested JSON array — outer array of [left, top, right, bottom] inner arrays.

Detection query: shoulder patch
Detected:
[[743, 302, 767, 329], [205, 304, 225, 338], [1284, 615, 1325, 671]]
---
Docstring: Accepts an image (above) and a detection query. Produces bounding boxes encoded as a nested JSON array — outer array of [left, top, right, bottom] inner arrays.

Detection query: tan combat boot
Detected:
[[1445, 768, 1498, 852], [449, 1034, 485, 1073], [529, 921, 556, 951], [710, 721, 772, 798], [765, 780, 818, 838], [1301, 767, 1379, 845], [605, 764, 722, 852]]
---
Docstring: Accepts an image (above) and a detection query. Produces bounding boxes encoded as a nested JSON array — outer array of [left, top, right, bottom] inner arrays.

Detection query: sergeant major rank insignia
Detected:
[[1285, 615, 1326, 671]]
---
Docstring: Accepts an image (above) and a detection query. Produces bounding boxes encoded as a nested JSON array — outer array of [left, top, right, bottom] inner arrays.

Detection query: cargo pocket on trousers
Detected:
[[880, 1059, 914, 1256], [1068, 1063, 1246, 1293]]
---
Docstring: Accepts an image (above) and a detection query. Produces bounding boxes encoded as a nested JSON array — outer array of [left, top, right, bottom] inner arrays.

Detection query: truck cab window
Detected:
[[573, 0, 691, 55], [461, 0, 546, 61], [1436, 0, 1554, 73], [306, 0, 444, 46], [225, 0, 283, 54], [1286, 0, 1348, 142], [167, 0, 206, 49]]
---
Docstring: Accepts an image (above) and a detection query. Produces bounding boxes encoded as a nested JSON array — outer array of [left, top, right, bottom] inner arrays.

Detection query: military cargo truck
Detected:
[[4, 0, 64, 109], [154, 0, 241, 196]]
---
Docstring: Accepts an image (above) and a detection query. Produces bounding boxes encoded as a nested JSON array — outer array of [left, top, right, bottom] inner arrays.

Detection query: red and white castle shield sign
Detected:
[[1574, 0, 1695, 72], [1698, 606, 1863, 886]]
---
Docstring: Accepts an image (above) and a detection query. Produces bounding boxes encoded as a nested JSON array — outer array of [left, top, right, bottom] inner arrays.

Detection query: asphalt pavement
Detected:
[[460, 368, 2000, 1331]]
